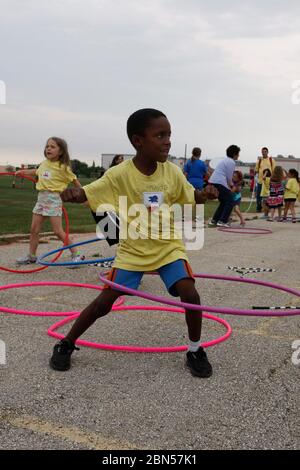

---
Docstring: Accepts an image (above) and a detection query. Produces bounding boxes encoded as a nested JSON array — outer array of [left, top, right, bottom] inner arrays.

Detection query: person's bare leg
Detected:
[[290, 202, 297, 221], [50, 288, 123, 370], [283, 201, 290, 219], [235, 206, 245, 225], [269, 208, 275, 220], [175, 279, 202, 341], [263, 200, 269, 217], [174, 278, 212, 377], [29, 214, 44, 255], [50, 216, 76, 254], [66, 289, 122, 343]]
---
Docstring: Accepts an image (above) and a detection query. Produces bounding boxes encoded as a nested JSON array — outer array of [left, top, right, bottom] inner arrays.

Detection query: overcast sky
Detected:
[[1, 0, 300, 166]]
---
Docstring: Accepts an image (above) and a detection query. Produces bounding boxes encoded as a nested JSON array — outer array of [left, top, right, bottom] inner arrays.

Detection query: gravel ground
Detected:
[[0, 214, 299, 450]]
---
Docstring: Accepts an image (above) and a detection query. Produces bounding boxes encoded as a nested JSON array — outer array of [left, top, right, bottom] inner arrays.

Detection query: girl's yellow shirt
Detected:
[[36, 160, 77, 192]]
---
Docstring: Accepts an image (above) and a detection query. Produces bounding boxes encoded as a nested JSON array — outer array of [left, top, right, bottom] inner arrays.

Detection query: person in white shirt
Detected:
[[208, 145, 240, 227]]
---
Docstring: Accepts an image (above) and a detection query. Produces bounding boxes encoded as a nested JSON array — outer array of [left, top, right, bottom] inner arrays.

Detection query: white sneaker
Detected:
[[217, 222, 231, 228], [16, 254, 37, 265], [67, 253, 85, 269], [208, 219, 217, 227]]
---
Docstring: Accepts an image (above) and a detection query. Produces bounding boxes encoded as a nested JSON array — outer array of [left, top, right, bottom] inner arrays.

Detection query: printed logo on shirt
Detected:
[[143, 192, 164, 208], [95, 196, 205, 250], [41, 171, 51, 179]]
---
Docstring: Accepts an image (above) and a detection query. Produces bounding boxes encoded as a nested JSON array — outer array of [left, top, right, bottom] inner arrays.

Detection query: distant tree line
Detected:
[[71, 159, 105, 178]]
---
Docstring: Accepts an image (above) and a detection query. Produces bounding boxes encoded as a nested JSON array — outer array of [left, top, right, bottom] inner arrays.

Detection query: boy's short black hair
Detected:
[[226, 145, 240, 159], [127, 108, 166, 146]]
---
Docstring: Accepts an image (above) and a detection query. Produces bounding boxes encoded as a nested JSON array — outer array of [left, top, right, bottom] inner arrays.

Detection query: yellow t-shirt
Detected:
[[255, 158, 275, 184], [284, 178, 300, 199], [84, 159, 195, 271], [36, 160, 77, 192], [260, 177, 270, 197]]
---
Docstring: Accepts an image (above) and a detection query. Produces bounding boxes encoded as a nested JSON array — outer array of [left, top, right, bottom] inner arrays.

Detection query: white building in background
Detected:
[[273, 157, 300, 172]]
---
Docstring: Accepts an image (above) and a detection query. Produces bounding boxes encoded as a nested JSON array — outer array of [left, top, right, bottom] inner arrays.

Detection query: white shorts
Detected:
[[32, 191, 62, 217]]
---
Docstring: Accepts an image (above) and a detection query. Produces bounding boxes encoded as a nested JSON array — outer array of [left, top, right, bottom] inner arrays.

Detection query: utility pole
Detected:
[[184, 144, 187, 163]]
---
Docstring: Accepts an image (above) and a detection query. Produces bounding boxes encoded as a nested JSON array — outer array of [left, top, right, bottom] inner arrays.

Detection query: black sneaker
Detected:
[[186, 347, 213, 378], [49, 338, 79, 371]]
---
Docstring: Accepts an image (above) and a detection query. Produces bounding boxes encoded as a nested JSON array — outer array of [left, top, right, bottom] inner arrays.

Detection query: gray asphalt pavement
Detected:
[[0, 214, 299, 450]]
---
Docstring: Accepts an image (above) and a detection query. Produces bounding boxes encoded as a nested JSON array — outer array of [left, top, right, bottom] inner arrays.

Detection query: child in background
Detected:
[[231, 170, 245, 226], [184, 147, 208, 190], [260, 168, 271, 219], [110, 154, 124, 167], [266, 166, 285, 221], [283, 169, 300, 223], [15, 137, 84, 265]]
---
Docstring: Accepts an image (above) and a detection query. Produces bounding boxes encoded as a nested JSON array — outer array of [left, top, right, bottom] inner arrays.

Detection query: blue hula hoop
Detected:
[[38, 237, 115, 267]]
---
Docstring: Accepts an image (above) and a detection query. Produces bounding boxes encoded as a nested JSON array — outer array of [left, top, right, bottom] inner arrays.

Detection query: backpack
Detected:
[[258, 157, 274, 170]]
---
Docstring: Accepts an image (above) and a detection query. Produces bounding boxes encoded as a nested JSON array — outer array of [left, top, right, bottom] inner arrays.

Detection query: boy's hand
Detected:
[[203, 184, 218, 199], [194, 185, 218, 204], [61, 188, 87, 203]]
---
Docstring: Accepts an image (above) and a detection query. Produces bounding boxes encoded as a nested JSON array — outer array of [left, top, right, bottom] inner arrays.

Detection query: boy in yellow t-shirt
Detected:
[[283, 169, 300, 222], [50, 108, 218, 378]]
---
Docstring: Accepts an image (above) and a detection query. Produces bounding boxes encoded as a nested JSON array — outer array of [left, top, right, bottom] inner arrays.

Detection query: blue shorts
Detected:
[[105, 259, 195, 297]]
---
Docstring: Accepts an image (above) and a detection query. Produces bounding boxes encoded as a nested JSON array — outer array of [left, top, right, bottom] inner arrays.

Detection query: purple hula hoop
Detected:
[[99, 272, 300, 317]]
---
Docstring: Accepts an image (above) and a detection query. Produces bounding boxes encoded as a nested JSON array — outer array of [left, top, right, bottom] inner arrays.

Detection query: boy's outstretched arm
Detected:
[[61, 187, 87, 203], [72, 178, 82, 188], [194, 184, 218, 204]]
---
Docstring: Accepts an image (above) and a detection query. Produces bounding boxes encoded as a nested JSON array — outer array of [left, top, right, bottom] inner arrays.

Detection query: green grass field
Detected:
[[0, 175, 251, 235]]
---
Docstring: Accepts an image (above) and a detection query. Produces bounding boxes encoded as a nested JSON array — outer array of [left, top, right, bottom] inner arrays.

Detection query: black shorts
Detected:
[[284, 198, 296, 202]]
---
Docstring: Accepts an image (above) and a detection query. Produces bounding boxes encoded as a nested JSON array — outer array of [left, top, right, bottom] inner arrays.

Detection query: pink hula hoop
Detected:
[[99, 272, 300, 317], [0, 282, 124, 316], [218, 226, 272, 234], [47, 305, 232, 353], [0, 281, 231, 353]]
